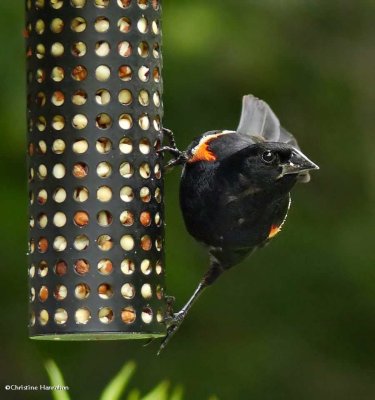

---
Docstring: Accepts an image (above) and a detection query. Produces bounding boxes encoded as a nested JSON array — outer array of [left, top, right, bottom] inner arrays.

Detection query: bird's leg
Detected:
[[158, 261, 224, 355], [158, 128, 187, 171], [163, 295, 176, 320]]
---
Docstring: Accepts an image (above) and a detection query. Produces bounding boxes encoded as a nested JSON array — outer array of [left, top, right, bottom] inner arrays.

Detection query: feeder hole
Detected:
[[97, 186, 112, 202], [98, 283, 113, 299], [98, 307, 114, 324], [75, 283, 90, 299], [75, 308, 91, 324], [74, 235, 89, 251], [121, 283, 135, 299], [121, 307, 136, 324], [97, 234, 113, 251], [98, 259, 113, 275], [121, 259, 135, 275], [74, 259, 90, 275]]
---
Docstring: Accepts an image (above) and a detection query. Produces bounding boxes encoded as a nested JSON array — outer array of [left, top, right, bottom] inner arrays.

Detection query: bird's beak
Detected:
[[279, 149, 319, 181]]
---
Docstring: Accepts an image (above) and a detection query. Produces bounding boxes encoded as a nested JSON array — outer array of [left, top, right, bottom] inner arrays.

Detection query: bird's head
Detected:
[[228, 142, 319, 194]]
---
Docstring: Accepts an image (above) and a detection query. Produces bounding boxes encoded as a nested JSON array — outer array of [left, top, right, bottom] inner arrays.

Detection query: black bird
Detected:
[[158, 95, 319, 353]]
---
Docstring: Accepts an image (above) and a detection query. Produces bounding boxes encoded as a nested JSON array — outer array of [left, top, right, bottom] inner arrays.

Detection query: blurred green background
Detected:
[[1, 0, 375, 399]]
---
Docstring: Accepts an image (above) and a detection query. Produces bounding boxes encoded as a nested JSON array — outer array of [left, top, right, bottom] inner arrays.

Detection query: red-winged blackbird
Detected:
[[158, 95, 319, 353]]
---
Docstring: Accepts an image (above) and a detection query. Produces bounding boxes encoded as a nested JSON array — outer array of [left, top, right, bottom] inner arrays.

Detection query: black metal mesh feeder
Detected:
[[26, 0, 166, 340]]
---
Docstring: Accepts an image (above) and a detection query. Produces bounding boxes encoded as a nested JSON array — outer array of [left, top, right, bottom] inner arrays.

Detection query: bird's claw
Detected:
[[165, 295, 175, 307], [157, 147, 187, 171], [161, 295, 176, 327], [143, 295, 176, 349], [157, 146, 180, 155], [142, 337, 155, 347], [157, 128, 187, 171], [158, 310, 187, 355]]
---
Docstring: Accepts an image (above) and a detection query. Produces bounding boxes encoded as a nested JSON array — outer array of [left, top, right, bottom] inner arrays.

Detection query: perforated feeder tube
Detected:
[[26, 0, 166, 340]]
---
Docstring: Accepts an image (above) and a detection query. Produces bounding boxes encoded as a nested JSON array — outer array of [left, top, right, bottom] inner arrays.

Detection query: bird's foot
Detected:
[[158, 310, 187, 355], [143, 296, 175, 348], [162, 127, 178, 149], [157, 128, 187, 171], [157, 147, 187, 171]]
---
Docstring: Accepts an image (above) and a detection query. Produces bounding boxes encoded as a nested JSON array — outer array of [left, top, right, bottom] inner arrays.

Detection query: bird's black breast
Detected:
[[179, 160, 291, 251], [179, 162, 220, 243]]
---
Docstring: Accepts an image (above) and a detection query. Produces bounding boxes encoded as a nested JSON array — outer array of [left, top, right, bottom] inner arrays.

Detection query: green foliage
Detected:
[[169, 386, 184, 400], [141, 381, 170, 400], [44, 360, 71, 400], [100, 361, 136, 400], [44, 360, 214, 400]]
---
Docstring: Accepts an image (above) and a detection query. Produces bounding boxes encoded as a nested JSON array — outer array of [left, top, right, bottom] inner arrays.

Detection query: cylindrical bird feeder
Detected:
[[26, 0, 166, 340]]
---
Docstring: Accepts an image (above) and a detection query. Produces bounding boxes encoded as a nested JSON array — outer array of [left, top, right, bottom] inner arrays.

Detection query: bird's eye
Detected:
[[262, 151, 276, 164]]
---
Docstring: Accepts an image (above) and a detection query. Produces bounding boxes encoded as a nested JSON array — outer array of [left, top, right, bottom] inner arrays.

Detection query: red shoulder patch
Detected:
[[268, 224, 281, 239], [189, 140, 217, 163], [188, 132, 230, 163]]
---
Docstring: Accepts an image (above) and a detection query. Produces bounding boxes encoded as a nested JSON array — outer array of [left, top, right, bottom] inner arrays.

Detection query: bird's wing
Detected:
[[236, 94, 300, 149]]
